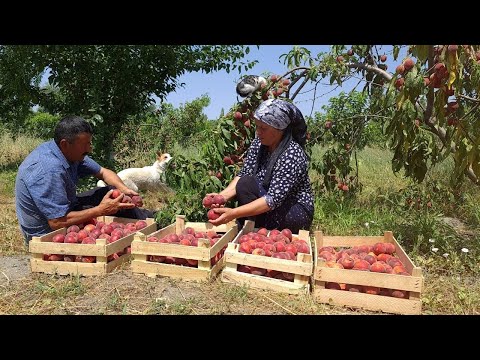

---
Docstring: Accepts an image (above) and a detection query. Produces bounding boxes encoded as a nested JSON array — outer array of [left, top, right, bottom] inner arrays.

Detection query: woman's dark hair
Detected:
[[54, 116, 93, 145]]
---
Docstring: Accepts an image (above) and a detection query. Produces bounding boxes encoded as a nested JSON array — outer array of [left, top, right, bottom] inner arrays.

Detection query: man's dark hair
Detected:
[[54, 116, 93, 145]]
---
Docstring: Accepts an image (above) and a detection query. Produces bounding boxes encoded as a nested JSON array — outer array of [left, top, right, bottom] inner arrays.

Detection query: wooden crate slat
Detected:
[[314, 288, 422, 315], [131, 260, 218, 281], [225, 251, 312, 276], [30, 258, 106, 276], [222, 268, 309, 295], [131, 241, 210, 260], [30, 242, 108, 256], [319, 235, 387, 247], [315, 266, 423, 292]]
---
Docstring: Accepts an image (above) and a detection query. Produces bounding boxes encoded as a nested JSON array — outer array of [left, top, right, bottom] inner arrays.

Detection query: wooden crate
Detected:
[[29, 216, 157, 276], [131, 215, 238, 281], [313, 231, 423, 315], [221, 220, 313, 294]]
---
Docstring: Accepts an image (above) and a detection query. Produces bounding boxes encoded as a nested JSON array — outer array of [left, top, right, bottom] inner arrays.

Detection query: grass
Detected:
[[1, 134, 479, 314]]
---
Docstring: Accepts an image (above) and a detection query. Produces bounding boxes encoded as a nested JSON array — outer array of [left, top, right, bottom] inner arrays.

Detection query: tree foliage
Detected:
[[279, 45, 480, 187], [0, 45, 257, 165]]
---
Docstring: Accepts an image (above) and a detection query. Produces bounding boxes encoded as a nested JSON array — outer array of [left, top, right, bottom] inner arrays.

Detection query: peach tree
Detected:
[[282, 45, 480, 188]]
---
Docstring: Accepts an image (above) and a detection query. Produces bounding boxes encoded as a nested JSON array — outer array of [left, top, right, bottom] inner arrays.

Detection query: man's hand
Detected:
[[99, 189, 135, 215]]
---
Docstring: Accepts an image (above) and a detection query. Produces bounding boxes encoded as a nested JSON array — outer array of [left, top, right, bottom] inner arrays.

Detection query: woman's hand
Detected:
[[208, 207, 234, 226]]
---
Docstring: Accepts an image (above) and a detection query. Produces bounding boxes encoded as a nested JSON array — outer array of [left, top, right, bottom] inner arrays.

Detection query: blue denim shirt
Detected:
[[15, 140, 101, 242]]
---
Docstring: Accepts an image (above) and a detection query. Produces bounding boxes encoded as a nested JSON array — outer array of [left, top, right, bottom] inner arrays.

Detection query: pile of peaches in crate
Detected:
[[236, 227, 310, 281], [145, 226, 227, 267], [318, 241, 410, 298], [44, 217, 149, 263]]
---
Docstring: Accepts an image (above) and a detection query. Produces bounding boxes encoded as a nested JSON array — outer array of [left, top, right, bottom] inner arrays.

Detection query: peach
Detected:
[[239, 242, 252, 254], [373, 243, 386, 255], [370, 261, 386, 273], [186, 259, 198, 267], [257, 227, 268, 236], [364, 286, 380, 295], [269, 229, 281, 237], [352, 259, 370, 271], [81, 237, 96, 245], [131, 195, 143, 207], [52, 234, 65, 243], [238, 235, 250, 244], [319, 250, 336, 262], [252, 248, 266, 256], [274, 241, 286, 253], [207, 209, 220, 220], [147, 236, 158, 242], [384, 243, 396, 254], [202, 194, 215, 207], [63, 255, 76, 262], [377, 253, 392, 263], [135, 220, 147, 230], [284, 251, 296, 260], [325, 261, 344, 269], [346, 284, 363, 292], [83, 224, 96, 233], [387, 257, 403, 268], [326, 282, 342, 290], [111, 189, 122, 198], [338, 256, 355, 269], [318, 246, 336, 254], [101, 224, 114, 235], [392, 265, 407, 274], [179, 239, 191, 246], [48, 254, 64, 261], [281, 228, 293, 240], [285, 244, 298, 255], [391, 290, 408, 298], [212, 194, 225, 205], [67, 225, 80, 233], [250, 267, 267, 276], [82, 256, 96, 263], [282, 272, 294, 281], [363, 254, 377, 265]]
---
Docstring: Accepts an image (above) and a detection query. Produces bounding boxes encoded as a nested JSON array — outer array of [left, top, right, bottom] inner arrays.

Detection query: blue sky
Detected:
[[163, 45, 404, 120], [164, 45, 334, 119]]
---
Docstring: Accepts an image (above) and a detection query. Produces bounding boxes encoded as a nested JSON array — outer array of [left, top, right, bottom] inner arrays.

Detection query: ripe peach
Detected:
[[81, 237, 96, 245], [352, 259, 370, 271], [52, 234, 65, 243], [83, 224, 96, 233], [325, 261, 344, 269], [393, 265, 408, 274], [252, 248, 266, 256], [281, 228, 292, 240], [111, 189, 122, 198], [269, 229, 281, 237], [384, 243, 396, 254], [135, 220, 147, 230], [338, 256, 355, 269], [257, 227, 268, 236], [186, 259, 198, 267], [250, 267, 267, 276], [403, 58, 415, 71], [364, 286, 380, 295], [67, 225, 80, 233], [346, 284, 363, 292], [326, 282, 342, 290], [239, 242, 252, 254], [373, 243, 386, 255], [101, 224, 114, 235], [82, 256, 96, 263], [212, 195, 225, 205], [377, 253, 392, 263], [370, 261, 386, 273], [207, 209, 220, 221], [391, 290, 408, 298], [63, 255, 76, 262], [131, 195, 143, 207], [202, 194, 215, 208], [48, 254, 64, 261]]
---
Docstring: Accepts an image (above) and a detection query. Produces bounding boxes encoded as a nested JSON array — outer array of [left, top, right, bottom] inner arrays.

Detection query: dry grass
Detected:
[[0, 132, 43, 171], [1, 136, 480, 315]]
